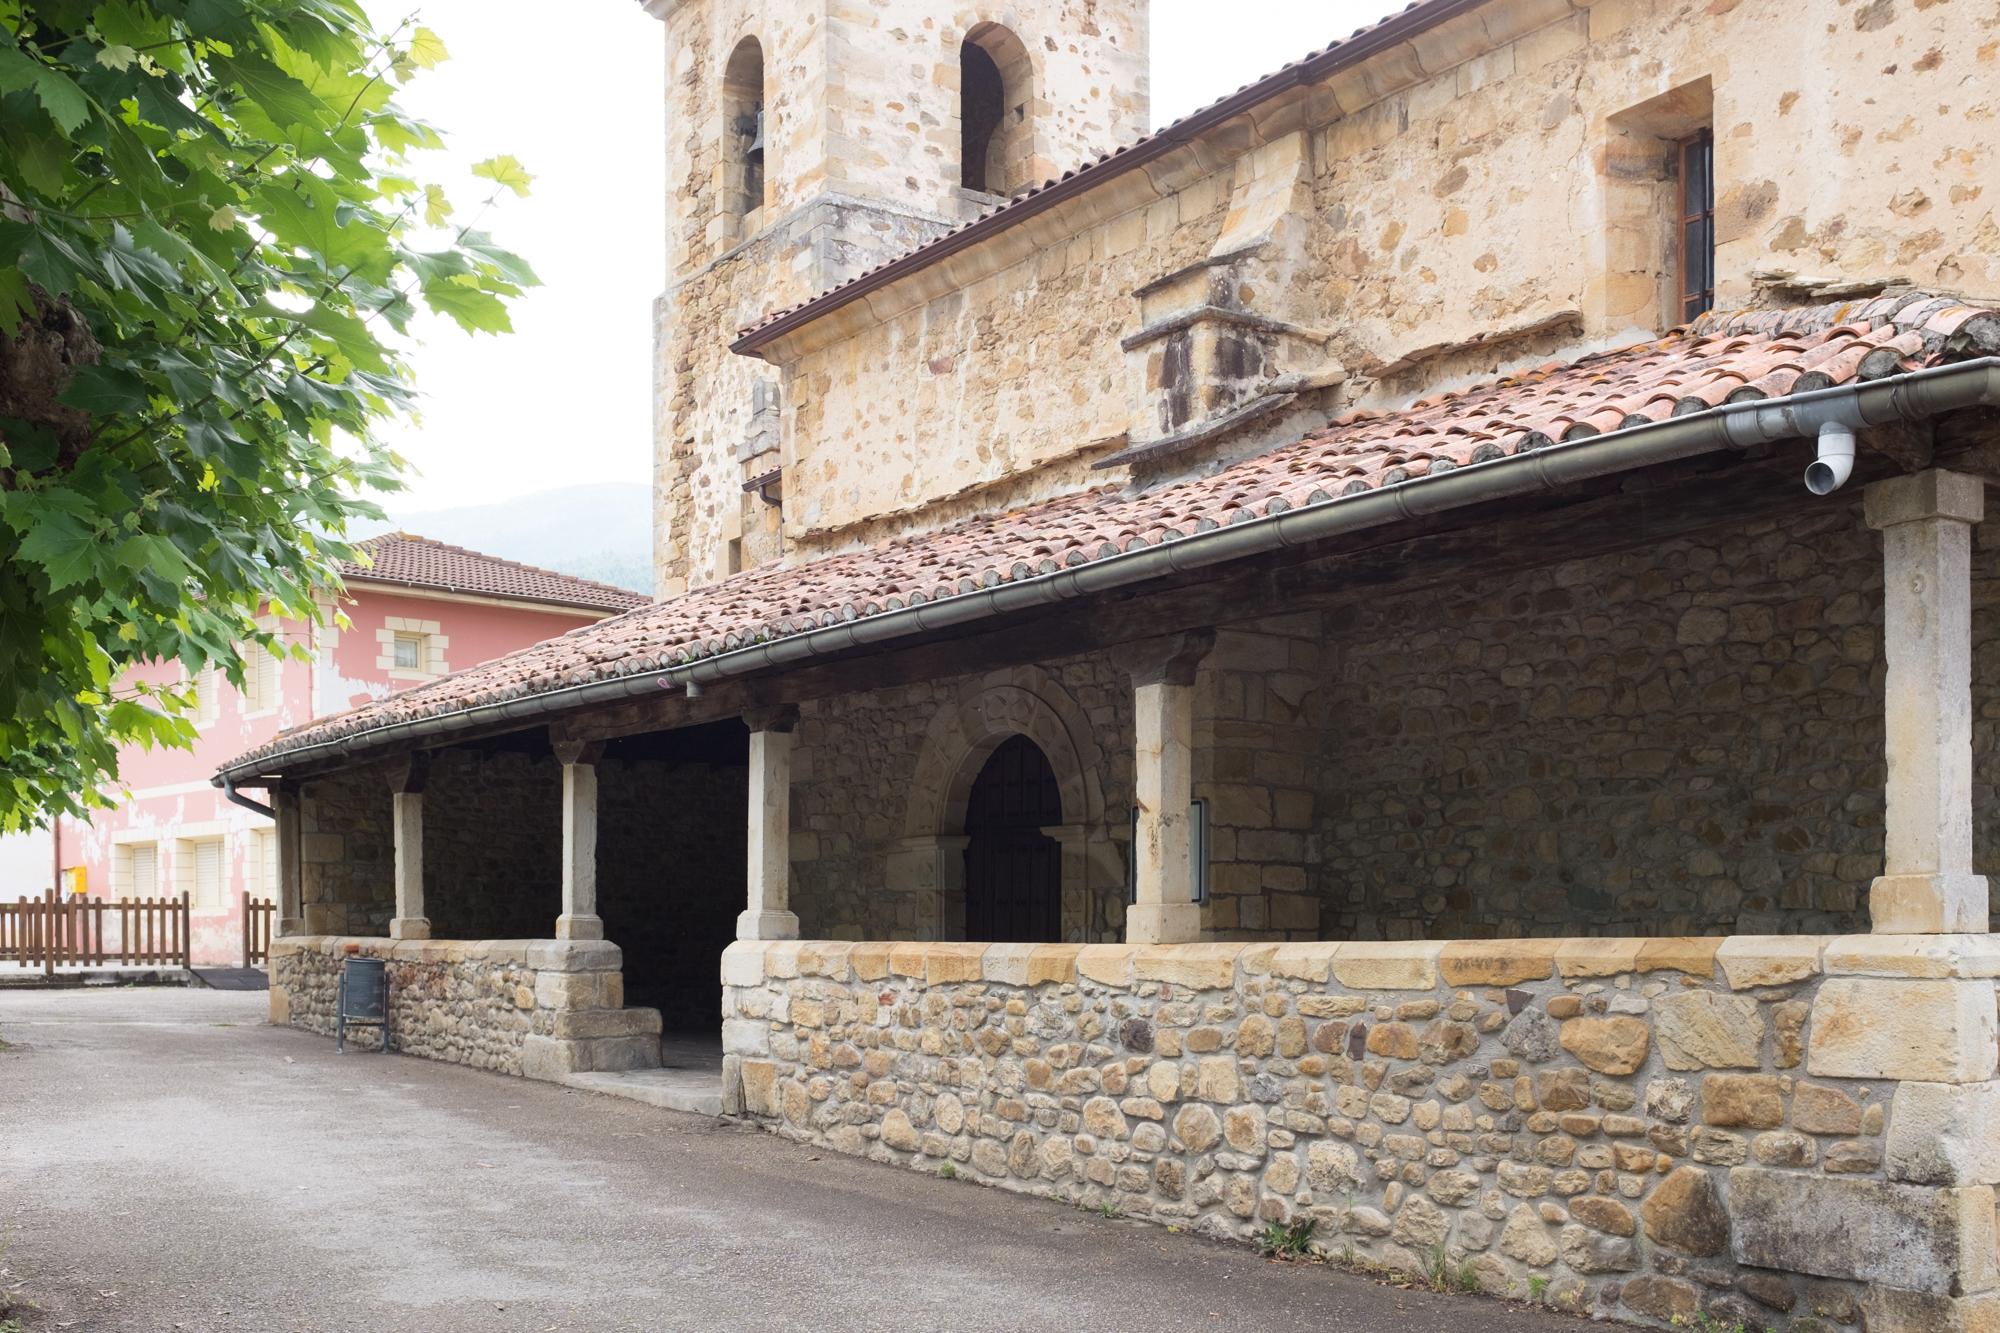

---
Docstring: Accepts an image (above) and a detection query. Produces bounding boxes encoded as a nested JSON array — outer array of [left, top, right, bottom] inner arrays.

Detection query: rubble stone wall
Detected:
[[299, 761, 394, 937], [421, 748, 562, 941], [722, 934, 2000, 1332], [269, 936, 660, 1080]]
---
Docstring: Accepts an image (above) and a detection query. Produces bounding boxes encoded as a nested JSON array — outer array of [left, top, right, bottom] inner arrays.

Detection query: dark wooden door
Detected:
[[963, 735, 1063, 942]]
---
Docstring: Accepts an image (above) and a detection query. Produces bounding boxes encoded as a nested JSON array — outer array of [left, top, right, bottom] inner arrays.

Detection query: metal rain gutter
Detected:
[[213, 357, 2000, 786]]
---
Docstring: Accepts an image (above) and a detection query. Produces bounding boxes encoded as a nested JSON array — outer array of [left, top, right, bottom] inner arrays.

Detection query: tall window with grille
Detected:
[[1677, 129, 1715, 323]]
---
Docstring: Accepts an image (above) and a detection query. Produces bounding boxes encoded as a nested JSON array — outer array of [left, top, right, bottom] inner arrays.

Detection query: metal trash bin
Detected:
[[336, 955, 391, 1055]]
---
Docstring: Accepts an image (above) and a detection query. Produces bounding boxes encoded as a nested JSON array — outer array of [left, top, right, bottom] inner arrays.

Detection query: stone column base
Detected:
[[737, 909, 800, 941], [276, 917, 305, 938], [1871, 873, 1989, 933], [555, 912, 605, 941], [1126, 902, 1201, 944], [388, 917, 431, 940]]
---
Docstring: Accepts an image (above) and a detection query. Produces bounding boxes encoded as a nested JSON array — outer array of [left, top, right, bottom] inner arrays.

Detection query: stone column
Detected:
[[740, 706, 801, 941], [554, 740, 605, 941], [273, 783, 304, 936], [1864, 469, 1989, 933], [388, 753, 431, 940], [1117, 631, 1214, 945]]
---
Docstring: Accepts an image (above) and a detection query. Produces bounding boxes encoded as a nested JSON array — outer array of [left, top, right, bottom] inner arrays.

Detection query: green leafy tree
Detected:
[[0, 0, 535, 827]]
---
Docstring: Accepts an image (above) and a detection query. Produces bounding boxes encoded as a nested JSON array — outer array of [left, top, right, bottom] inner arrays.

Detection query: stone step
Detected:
[[561, 1068, 724, 1117], [551, 1006, 664, 1041]]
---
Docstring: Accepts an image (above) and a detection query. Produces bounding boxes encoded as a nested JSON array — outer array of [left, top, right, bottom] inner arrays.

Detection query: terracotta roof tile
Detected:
[[227, 293, 1999, 774], [341, 533, 649, 613]]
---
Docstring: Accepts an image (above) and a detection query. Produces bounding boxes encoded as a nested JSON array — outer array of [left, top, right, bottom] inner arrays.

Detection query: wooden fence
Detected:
[[0, 890, 191, 976], [242, 892, 275, 968]]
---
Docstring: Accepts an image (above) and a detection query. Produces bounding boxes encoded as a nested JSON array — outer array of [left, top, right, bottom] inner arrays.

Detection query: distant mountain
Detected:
[[359, 483, 654, 597]]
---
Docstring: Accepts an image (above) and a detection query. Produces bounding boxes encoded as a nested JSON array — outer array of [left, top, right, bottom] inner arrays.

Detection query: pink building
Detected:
[[53, 535, 648, 966]]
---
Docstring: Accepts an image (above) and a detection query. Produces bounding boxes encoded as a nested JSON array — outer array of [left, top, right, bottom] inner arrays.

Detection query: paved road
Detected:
[[0, 989, 1595, 1333]]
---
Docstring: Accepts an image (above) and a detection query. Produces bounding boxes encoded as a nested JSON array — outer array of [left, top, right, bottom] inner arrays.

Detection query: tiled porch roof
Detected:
[[226, 292, 1998, 775]]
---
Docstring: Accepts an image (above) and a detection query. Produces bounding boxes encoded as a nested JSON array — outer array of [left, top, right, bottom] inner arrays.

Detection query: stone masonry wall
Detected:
[[760, 0, 1997, 559], [723, 934, 2000, 1332], [299, 762, 393, 937], [1317, 506, 1889, 940], [422, 748, 562, 941], [791, 653, 1135, 942], [269, 936, 659, 1080]]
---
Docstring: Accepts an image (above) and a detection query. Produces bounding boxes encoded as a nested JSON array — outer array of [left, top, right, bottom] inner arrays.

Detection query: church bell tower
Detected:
[[643, 0, 1151, 594]]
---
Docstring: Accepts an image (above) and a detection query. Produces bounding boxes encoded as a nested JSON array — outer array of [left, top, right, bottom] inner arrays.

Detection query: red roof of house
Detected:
[[341, 533, 650, 614], [226, 293, 1999, 776]]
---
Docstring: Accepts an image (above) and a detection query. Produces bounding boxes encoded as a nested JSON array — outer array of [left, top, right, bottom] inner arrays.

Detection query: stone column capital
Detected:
[[551, 738, 605, 768], [1113, 629, 1217, 687], [743, 704, 801, 734], [1864, 468, 1986, 530], [387, 750, 431, 795]]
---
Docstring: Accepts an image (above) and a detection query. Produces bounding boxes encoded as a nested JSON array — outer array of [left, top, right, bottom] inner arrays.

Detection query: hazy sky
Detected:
[[374, 0, 1398, 512]]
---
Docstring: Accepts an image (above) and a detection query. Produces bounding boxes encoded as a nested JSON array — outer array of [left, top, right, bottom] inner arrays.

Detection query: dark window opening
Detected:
[[723, 38, 767, 232], [960, 39, 1004, 194], [963, 734, 1063, 942], [1677, 129, 1715, 324]]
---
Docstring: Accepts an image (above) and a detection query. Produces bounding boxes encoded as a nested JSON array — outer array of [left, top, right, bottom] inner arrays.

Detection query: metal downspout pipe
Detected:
[[212, 357, 2000, 787]]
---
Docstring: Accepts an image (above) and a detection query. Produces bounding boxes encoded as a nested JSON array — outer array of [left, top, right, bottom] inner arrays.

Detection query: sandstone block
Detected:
[[1174, 1104, 1221, 1153], [719, 942, 767, 987], [1730, 1168, 1993, 1295], [1559, 1222, 1638, 1274], [1026, 944, 1081, 986], [1569, 1195, 1636, 1236], [740, 1059, 780, 1116], [1808, 979, 1999, 1082], [1702, 1074, 1783, 1129], [1255, 942, 1336, 982], [1887, 1081, 2000, 1185], [527, 939, 623, 973], [1331, 941, 1441, 990], [797, 940, 854, 980], [1642, 1166, 1730, 1256], [849, 941, 893, 982], [1439, 938, 1559, 986], [979, 942, 1038, 986], [1792, 1083, 1863, 1136], [1306, 1139, 1362, 1193], [1655, 990, 1764, 1070], [1558, 1016, 1649, 1075], [551, 1007, 662, 1041], [519, 1034, 583, 1081], [1365, 1021, 1419, 1060], [1083, 1096, 1129, 1140], [880, 1109, 921, 1152], [1715, 936, 1823, 989], [583, 1035, 660, 1073], [1621, 1274, 1698, 1321], [924, 942, 987, 985], [1076, 944, 1138, 987], [1499, 1203, 1557, 1266], [1134, 942, 1242, 989]]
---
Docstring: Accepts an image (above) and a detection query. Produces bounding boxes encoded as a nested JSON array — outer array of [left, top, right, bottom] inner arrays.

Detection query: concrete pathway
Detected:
[[0, 989, 1602, 1333]]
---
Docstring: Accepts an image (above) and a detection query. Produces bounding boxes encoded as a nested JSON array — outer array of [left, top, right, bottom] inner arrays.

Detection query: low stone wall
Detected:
[[723, 935, 2000, 1331], [270, 936, 661, 1080]]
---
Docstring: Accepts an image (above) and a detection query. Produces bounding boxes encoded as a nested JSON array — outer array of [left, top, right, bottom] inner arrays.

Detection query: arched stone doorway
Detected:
[[894, 666, 1125, 941], [962, 734, 1064, 941]]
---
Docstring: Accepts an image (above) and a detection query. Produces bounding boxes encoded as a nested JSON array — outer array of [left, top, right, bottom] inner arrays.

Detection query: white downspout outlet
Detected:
[[1804, 420, 1856, 495]]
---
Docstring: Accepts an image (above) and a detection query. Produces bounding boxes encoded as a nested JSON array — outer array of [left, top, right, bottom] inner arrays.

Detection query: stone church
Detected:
[[225, 0, 2000, 1326]]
